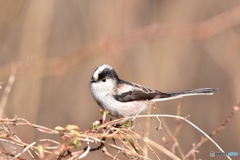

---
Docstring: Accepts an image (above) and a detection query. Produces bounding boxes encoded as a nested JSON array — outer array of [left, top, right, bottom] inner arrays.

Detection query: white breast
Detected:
[[90, 83, 149, 118]]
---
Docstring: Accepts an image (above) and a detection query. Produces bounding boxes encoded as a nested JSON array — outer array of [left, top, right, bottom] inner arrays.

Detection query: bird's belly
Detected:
[[103, 99, 149, 118], [92, 90, 149, 118]]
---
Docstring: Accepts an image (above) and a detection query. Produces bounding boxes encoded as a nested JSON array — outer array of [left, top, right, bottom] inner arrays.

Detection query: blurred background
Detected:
[[0, 1, 239, 159]]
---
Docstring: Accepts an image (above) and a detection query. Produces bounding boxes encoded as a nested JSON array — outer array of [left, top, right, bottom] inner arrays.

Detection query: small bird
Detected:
[[90, 64, 218, 118]]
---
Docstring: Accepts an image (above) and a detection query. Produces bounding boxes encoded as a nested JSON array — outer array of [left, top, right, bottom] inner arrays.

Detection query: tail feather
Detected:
[[168, 88, 219, 96], [151, 88, 219, 102]]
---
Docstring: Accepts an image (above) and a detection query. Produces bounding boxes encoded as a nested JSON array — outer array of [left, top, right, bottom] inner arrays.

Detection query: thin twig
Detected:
[[101, 114, 230, 159], [0, 66, 16, 117], [0, 102, 237, 160], [15, 141, 37, 158], [157, 100, 185, 159], [185, 104, 240, 159], [77, 139, 90, 159], [0, 149, 27, 160]]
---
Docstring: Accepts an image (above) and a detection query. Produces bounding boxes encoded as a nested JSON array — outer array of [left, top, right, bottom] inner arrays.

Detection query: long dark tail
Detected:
[[151, 88, 219, 102]]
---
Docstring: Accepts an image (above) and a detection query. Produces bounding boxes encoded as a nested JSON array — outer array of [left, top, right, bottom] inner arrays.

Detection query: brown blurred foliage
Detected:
[[0, 1, 239, 159]]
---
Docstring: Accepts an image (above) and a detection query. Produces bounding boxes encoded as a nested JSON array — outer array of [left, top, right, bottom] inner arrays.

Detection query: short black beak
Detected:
[[91, 78, 96, 83]]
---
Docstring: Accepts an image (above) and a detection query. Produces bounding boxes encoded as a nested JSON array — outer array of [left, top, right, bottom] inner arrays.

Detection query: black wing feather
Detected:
[[114, 88, 171, 102]]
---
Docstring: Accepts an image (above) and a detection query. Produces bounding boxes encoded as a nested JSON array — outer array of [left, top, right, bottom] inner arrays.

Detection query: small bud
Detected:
[[65, 125, 80, 131], [54, 126, 65, 131], [70, 130, 81, 137]]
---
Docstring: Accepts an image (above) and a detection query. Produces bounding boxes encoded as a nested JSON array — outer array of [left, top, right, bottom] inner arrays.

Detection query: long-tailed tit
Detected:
[[90, 64, 218, 118]]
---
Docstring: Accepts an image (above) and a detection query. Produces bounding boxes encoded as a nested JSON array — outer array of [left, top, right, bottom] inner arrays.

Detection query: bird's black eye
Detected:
[[102, 78, 106, 82]]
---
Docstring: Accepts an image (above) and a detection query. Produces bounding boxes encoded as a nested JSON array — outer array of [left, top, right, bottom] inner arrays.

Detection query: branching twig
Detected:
[[0, 103, 238, 159], [185, 104, 240, 159]]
